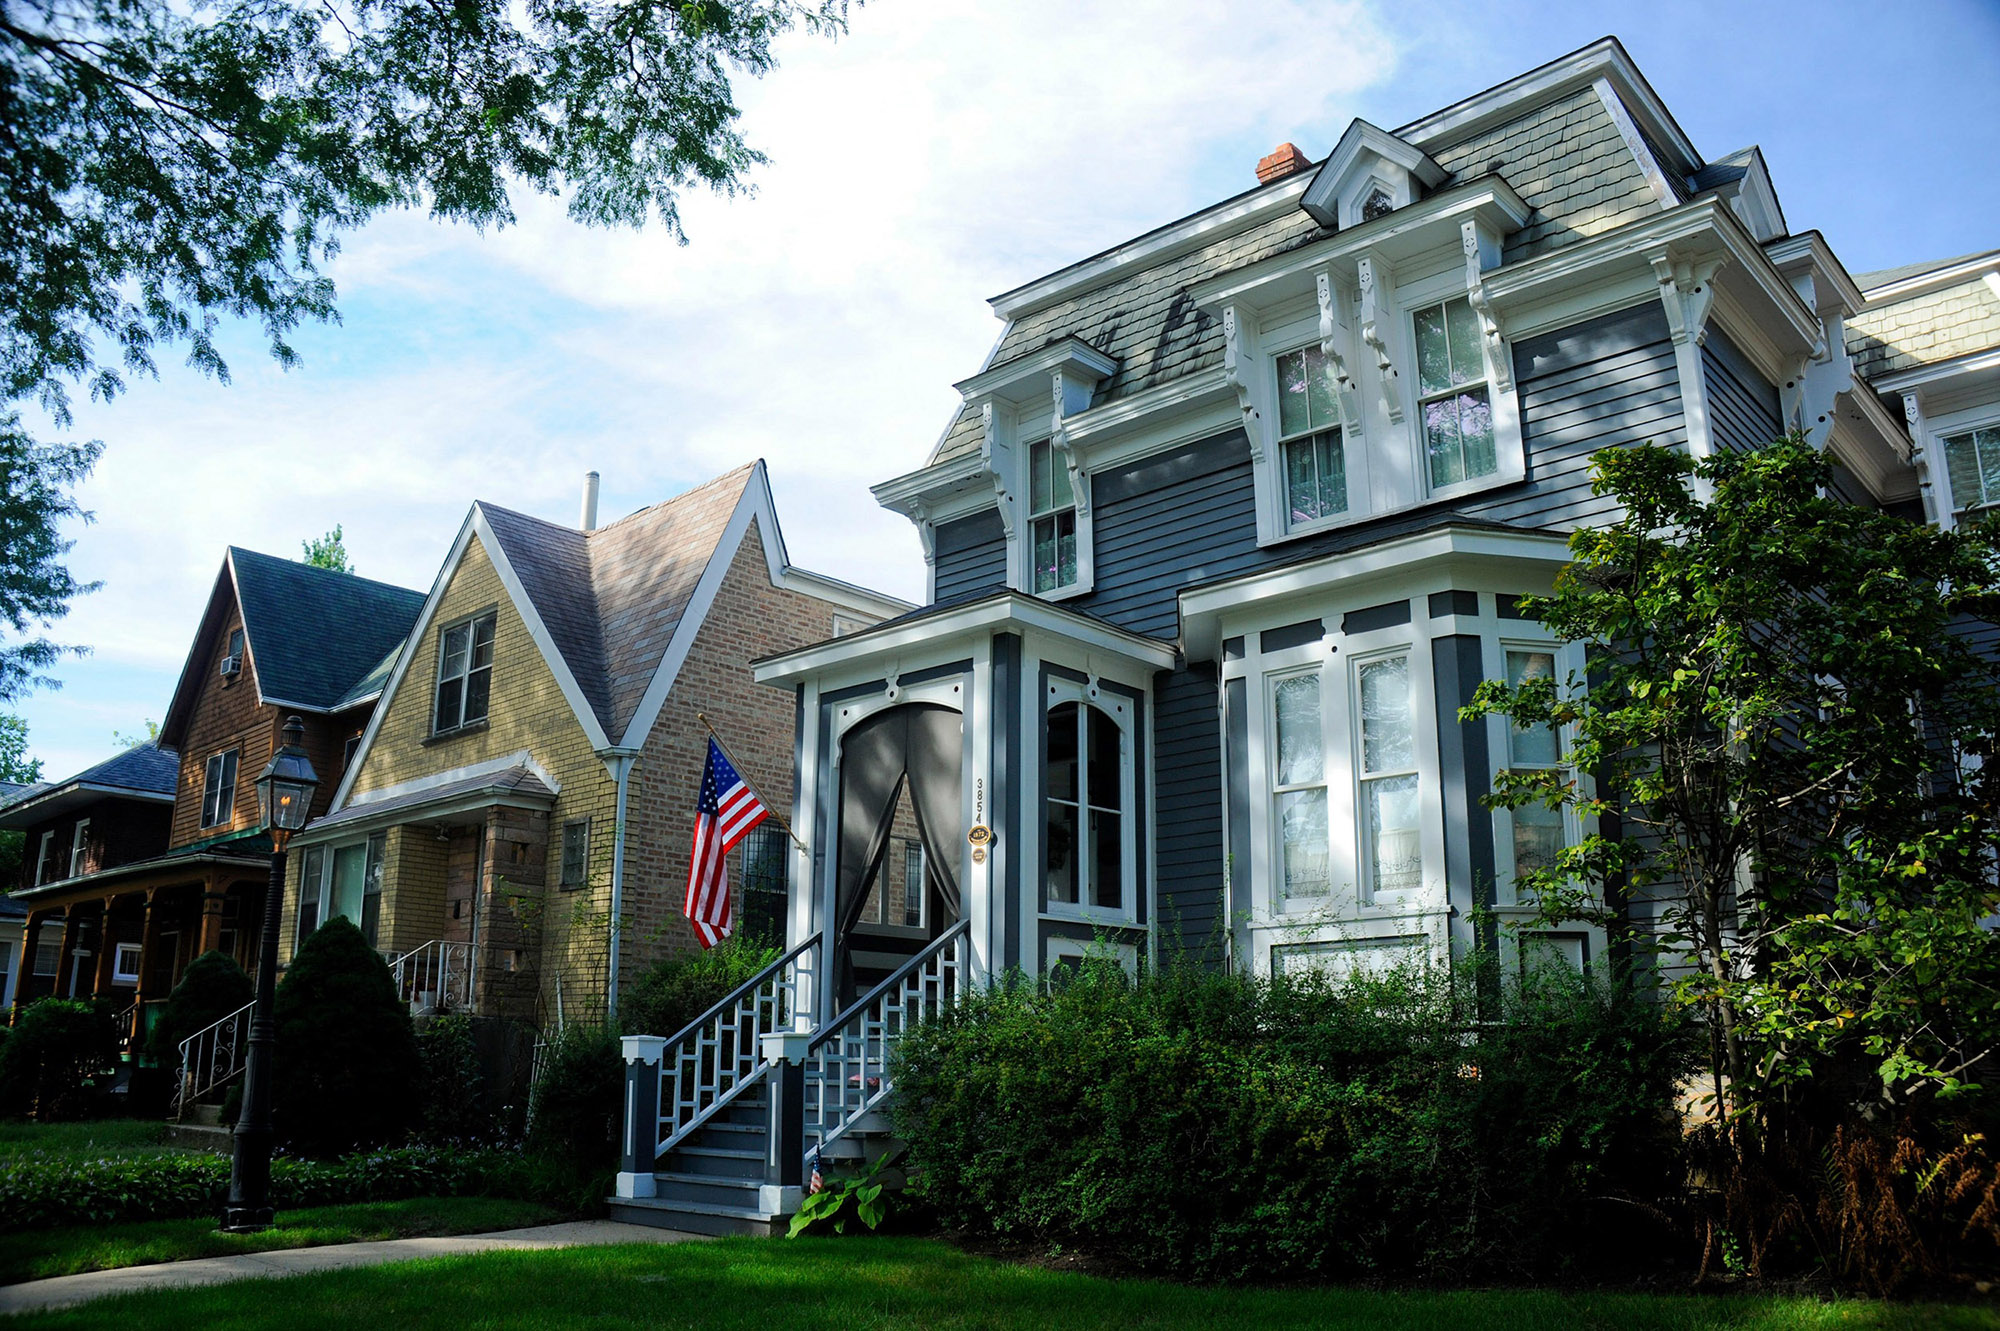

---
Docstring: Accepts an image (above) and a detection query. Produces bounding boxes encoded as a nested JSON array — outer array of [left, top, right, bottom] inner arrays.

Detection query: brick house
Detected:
[[287, 462, 908, 1029], [0, 548, 424, 1049]]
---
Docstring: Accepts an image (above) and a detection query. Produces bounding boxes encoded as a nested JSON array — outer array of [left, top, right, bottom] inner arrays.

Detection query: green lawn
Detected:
[[0, 1119, 186, 1162], [0, 1195, 558, 1285], [6, 1237, 1993, 1330]]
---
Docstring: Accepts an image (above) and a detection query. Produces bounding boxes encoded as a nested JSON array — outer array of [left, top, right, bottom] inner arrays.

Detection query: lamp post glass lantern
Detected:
[[223, 716, 319, 1232]]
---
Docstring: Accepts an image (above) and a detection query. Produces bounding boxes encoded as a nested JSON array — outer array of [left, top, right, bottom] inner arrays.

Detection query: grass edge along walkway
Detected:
[[3, 1235, 1993, 1330]]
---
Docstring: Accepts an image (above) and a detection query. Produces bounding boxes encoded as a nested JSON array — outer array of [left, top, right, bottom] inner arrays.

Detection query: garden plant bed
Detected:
[[3, 1236, 1993, 1330], [0, 1196, 559, 1285], [0, 1120, 190, 1164]]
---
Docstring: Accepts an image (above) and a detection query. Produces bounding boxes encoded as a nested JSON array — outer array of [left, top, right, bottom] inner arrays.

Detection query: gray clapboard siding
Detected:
[[1154, 662, 1227, 964], [1702, 327, 1783, 455], [933, 509, 1007, 602]]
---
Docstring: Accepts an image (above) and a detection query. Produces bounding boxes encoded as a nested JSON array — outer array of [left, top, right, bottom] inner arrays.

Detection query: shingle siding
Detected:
[[1848, 276, 2000, 379]]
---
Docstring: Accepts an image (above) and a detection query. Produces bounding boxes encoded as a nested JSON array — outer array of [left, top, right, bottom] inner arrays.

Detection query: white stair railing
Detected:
[[802, 919, 968, 1164], [173, 999, 254, 1118], [384, 940, 475, 1014], [653, 933, 820, 1158]]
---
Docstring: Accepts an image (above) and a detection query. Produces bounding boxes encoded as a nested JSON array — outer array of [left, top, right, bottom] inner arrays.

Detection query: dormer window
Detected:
[[1361, 187, 1394, 222], [1413, 296, 1497, 489], [1027, 439, 1078, 593], [1275, 346, 1348, 529]]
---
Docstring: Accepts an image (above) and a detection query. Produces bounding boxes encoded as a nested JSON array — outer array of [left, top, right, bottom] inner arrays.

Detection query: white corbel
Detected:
[[1905, 392, 1941, 526], [1648, 251, 1727, 347], [978, 400, 1017, 539], [1357, 254, 1401, 424], [908, 498, 936, 567], [1461, 220, 1511, 393], [1222, 304, 1268, 462], [1314, 270, 1354, 394], [1050, 370, 1090, 516]]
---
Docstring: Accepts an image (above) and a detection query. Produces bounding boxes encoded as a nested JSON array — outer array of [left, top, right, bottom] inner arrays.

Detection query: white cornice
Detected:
[[1869, 346, 2000, 395], [1859, 250, 2000, 306], [953, 337, 1118, 404], [751, 593, 1177, 686], [1395, 36, 1700, 178], [989, 175, 1314, 323], [1764, 232, 1866, 318], [1179, 527, 1574, 663]]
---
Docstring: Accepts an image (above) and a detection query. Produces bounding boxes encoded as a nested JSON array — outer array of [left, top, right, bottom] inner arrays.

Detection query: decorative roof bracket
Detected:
[[1050, 370, 1092, 517], [1357, 254, 1402, 424], [1222, 304, 1268, 462], [979, 401, 1018, 539], [1648, 249, 1727, 348], [1461, 220, 1512, 393]]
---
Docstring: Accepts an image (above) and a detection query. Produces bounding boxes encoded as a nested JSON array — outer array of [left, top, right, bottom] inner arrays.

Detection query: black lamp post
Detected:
[[222, 715, 319, 1232]]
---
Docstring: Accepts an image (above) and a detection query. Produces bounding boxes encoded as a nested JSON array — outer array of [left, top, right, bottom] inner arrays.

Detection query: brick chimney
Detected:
[[1256, 142, 1312, 185]]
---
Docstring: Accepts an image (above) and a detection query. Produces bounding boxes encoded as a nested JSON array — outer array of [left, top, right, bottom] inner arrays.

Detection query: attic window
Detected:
[[434, 611, 496, 735], [1361, 188, 1394, 222]]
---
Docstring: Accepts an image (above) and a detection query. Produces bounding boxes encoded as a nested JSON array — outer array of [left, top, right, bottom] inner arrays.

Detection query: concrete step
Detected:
[[185, 1103, 225, 1128], [163, 1123, 233, 1154], [607, 1195, 783, 1238]]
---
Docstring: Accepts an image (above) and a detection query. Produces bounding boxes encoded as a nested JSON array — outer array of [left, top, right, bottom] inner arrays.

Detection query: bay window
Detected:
[[1503, 648, 1567, 880], [1044, 686, 1132, 916], [1270, 673, 1330, 901], [1356, 654, 1422, 896]]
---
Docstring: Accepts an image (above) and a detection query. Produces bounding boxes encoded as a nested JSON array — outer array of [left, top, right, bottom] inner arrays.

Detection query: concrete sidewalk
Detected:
[[0, 1219, 701, 1316]]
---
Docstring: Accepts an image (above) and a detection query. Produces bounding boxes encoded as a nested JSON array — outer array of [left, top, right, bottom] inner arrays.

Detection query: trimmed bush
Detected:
[[148, 949, 254, 1067], [0, 1143, 539, 1233], [891, 958, 1692, 1283], [619, 933, 779, 1040], [417, 1014, 492, 1143], [274, 917, 421, 1156], [0, 999, 119, 1121]]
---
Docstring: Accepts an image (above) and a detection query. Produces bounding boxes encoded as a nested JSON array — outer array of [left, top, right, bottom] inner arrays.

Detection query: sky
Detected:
[[10, 0, 2000, 780]]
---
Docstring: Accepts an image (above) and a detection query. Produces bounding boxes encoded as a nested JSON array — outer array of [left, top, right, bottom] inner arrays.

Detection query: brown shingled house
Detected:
[[286, 462, 909, 1030]]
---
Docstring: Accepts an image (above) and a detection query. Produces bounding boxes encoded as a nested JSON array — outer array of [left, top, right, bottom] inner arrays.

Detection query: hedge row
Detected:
[[0, 1143, 536, 1233]]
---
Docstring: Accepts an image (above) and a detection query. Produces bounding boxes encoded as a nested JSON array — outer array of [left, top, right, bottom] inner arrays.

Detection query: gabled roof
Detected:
[[0, 742, 179, 829], [160, 549, 426, 745], [328, 461, 912, 811]]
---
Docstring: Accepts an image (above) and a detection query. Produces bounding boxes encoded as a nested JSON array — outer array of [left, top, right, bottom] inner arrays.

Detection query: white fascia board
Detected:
[[1764, 232, 1867, 318], [1189, 178, 1532, 313], [923, 320, 1012, 467], [777, 567, 915, 620], [1300, 119, 1449, 226], [871, 451, 993, 522], [326, 509, 479, 811], [1859, 251, 2000, 306], [1063, 367, 1238, 465], [1827, 389, 1918, 501], [1871, 347, 2000, 395], [1397, 37, 1701, 179], [1592, 78, 1677, 212], [255, 695, 340, 716], [0, 783, 175, 830], [295, 788, 558, 848], [953, 337, 1118, 404], [1179, 527, 1573, 663], [1482, 198, 1820, 352], [343, 749, 552, 809], [990, 175, 1314, 322], [753, 594, 1177, 687]]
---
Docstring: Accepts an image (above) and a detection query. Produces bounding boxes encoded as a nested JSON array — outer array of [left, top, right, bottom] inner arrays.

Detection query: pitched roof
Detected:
[[230, 548, 428, 711], [1855, 250, 2000, 293], [308, 762, 556, 835], [0, 741, 179, 828], [474, 464, 757, 739]]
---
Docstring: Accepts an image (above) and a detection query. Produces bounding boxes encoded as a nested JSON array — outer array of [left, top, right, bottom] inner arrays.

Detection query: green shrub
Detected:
[[526, 1025, 621, 1203], [0, 999, 120, 1121], [891, 957, 1692, 1283], [417, 1014, 491, 1143], [273, 917, 421, 1156], [148, 950, 254, 1067], [0, 1142, 546, 1232], [620, 933, 779, 1040]]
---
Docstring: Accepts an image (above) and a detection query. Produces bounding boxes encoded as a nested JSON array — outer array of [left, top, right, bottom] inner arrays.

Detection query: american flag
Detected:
[[809, 1148, 824, 1195], [683, 738, 771, 949]]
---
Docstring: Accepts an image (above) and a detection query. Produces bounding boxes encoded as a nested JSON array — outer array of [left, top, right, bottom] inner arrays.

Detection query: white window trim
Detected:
[[111, 942, 142, 985], [1237, 229, 1526, 549], [1022, 437, 1085, 598], [201, 749, 238, 829], [1482, 636, 1591, 907], [68, 819, 89, 879], [1270, 337, 1363, 539], [899, 839, 928, 931], [1924, 401, 2000, 527], [1348, 642, 1437, 907], [1040, 676, 1138, 926], [1266, 664, 1333, 911], [33, 830, 56, 885], [299, 834, 386, 944]]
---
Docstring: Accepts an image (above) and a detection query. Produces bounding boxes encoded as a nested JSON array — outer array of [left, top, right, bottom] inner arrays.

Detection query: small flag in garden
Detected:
[[684, 737, 771, 949], [809, 1148, 824, 1195]]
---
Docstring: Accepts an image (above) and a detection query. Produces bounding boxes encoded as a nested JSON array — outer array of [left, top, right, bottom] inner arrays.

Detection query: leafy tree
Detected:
[[273, 916, 420, 1155], [0, 422, 99, 702], [111, 718, 159, 749], [300, 526, 353, 575], [1465, 438, 2000, 1136], [149, 948, 254, 1068], [0, 713, 43, 881], [4, 0, 850, 674], [0, 998, 118, 1119]]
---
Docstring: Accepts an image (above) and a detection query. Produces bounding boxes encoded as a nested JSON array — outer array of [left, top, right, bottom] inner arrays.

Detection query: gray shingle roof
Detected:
[[311, 763, 555, 833], [0, 741, 178, 814], [1854, 250, 2000, 292], [928, 84, 1664, 468], [475, 464, 756, 739], [231, 548, 427, 711]]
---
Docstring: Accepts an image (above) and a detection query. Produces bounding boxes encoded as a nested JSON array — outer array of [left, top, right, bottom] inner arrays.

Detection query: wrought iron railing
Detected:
[[801, 919, 968, 1163], [653, 933, 821, 1158], [384, 940, 475, 1014], [173, 999, 254, 1118]]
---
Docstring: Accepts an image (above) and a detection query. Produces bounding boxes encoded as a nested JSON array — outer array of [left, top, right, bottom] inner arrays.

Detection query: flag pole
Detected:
[[696, 712, 810, 855]]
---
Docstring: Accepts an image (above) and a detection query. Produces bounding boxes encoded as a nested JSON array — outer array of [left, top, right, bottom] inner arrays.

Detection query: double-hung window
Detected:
[[33, 830, 57, 885], [1027, 440, 1078, 594], [1503, 648, 1567, 882], [1943, 425, 2000, 516], [1270, 673, 1330, 902], [1356, 654, 1421, 897], [434, 612, 496, 734], [295, 833, 386, 951], [1412, 296, 1496, 490], [201, 750, 238, 828], [1044, 694, 1128, 913], [1275, 346, 1348, 530], [68, 820, 89, 878]]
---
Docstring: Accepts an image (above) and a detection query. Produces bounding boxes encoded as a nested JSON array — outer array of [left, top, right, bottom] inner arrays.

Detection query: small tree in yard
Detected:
[[274, 917, 420, 1156], [149, 950, 254, 1070], [1466, 438, 2000, 1134]]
